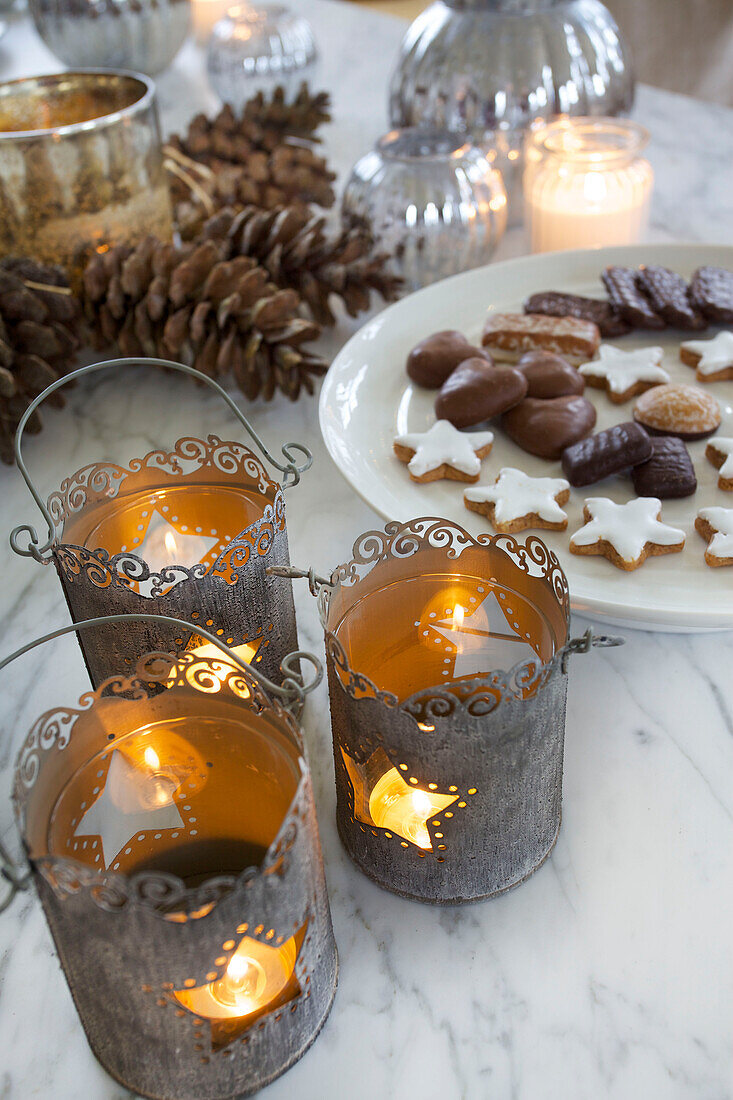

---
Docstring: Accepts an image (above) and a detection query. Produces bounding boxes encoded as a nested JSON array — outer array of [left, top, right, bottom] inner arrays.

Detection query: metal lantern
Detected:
[[0, 615, 338, 1100], [282, 518, 621, 904], [10, 358, 311, 689]]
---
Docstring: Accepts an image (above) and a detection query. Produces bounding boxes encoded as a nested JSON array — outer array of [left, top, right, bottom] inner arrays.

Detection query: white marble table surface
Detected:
[[1, 3, 733, 1098]]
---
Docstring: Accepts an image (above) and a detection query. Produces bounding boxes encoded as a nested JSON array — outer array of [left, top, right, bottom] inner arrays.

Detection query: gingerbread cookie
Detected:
[[501, 395, 596, 460], [636, 265, 705, 330], [631, 436, 697, 499], [435, 358, 527, 428], [689, 266, 733, 325], [602, 266, 665, 329], [705, 438, 733, 490], [394, 420, 494, 482], [569, 497, 685, 571], [407, 331, 491, 388], [464, 467, 570, 533], [680, 331, 733, 382], [523, 291, 630, 338], [695, 507, 733, 567], [482, 312, 600, 365], [561, 422, 652, 487], [515, 350, 585, 399], [633, 383, 721, 440], [578, 343, 669, 403]]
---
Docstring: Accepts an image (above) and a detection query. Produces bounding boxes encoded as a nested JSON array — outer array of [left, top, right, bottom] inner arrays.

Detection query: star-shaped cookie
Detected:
[[705, 437, 733, 490], [394, 420, 494, 482], [578, 344, 669, 403], [695, 507, 733, 567], [464, 467, 570, 532], [681, 331, 733, 382], [569, 496, 685, 570]]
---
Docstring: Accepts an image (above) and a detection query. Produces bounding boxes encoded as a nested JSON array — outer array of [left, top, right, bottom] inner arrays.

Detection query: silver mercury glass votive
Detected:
[[342, 128, 507, 292], [29, 0, 191, 76], [389, 0, 635, 221]]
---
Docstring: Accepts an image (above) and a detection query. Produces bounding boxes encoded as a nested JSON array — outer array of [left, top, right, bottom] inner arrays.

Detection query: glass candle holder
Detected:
[[524, 117, 653, 253], [0, 72, 173, 283], [304, 517, 621, 904], [4, 629, 336, 1100], [342, 128, 507, 292], [207, 4, 317, 107]]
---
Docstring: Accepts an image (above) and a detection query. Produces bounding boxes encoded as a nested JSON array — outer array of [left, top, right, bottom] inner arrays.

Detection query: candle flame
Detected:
[[144, 746, 160, 770], [226, 953, 251, 983], [164, 529, 178, 558], [452, 603, 465, 631], [411, 788, 432, 817]]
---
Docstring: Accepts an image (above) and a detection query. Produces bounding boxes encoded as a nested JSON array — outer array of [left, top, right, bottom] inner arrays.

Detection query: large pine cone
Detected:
[[0, 258, 83, 464], [82, 236, 327, 401], [201, 206, 403, 326]]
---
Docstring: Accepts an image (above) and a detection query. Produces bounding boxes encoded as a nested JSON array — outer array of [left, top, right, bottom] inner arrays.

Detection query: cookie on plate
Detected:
[[435, 358, 527, 427], [633, 383, 721, 440], [407, 331, 492, 388], [680, 331, 733, 382], [695, 507, 733, 567], [689, 266, 733, 324], [464, 467, 570, 533], [578, 343, 669, 403], [515, 350, 585, 399], [561, 422, 652, 487], [482, 312, 600, 365], [569, 496, 685, 571], [602, 266, 665, 329], [631, 436, 697, 499], [705, 438, 733, 490], [501, 394, 596, 460], [636, 265, 705, 330], [394, 420, 494, 483], [523, 291, 630, 338]]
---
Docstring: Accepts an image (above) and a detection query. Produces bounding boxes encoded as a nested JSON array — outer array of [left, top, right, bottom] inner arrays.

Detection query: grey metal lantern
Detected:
[[281, 518, 621, 904], [10, 358, 310, 689], [0, 615, 338, 1100]]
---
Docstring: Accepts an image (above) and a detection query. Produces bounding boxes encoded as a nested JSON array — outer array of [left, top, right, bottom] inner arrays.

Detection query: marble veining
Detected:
[[0, 2, 732, 1097]]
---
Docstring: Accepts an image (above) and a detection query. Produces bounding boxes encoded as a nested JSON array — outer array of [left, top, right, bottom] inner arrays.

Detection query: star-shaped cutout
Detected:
[[579, 344, 669, 396], [73, 749, 184, 869], [570, 496, 685, 563], [697, 507, 733, 564], [127, 510, 220, 597], [173, 926, 306, 1050], [429, 591, 538, 678], [395, 420, 494, 480], [682, 331, 733, 377], [341, 746, 458, 850]]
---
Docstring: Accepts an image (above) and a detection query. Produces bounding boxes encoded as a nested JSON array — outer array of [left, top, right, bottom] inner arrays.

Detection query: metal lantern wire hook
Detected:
[[9, 357, 314, 563]]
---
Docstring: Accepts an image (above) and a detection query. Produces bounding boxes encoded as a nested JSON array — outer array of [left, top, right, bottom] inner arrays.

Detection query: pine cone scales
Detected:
[[0, 258, 82, 464], [82, 237, 327, 402], [202, 206, 402, 326]]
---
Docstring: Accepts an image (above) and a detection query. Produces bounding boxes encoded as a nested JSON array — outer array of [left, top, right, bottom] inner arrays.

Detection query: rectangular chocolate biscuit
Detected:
[[689, 266, 733, 324], [631, 435, 697, 498], [602, 265, 665, 329], [523, 291, 630, 338], [561, 422, 651, 486], [636, 265, 705, 330]]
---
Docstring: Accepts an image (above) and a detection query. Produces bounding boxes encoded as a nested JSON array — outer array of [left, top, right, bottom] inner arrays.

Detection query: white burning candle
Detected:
[[525, 118, 653, 253]]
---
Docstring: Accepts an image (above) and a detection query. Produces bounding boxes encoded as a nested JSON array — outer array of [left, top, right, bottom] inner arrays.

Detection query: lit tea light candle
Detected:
[[368, 766, 457, 849], [524, 117, 653, 253]]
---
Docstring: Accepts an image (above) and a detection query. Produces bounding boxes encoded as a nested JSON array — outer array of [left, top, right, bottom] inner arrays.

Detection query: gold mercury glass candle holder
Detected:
[[276, 518, 622, 904], [0, 70, 173, 283], [0, 615, 337, 1100], [10, 358, 311, 689]]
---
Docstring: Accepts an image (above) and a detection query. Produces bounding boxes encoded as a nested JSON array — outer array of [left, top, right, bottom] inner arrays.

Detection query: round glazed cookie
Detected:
[[633, 383, 721, 440], [435, 358, 527, 428], [515, 350, 585, 399], [406, 331, 492, 388]]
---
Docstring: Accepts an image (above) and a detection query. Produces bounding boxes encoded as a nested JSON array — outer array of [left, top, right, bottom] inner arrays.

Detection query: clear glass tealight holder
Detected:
[[524, 117, 653, 253], [206, 3, 317, 107], [342, 128, 507, 292]]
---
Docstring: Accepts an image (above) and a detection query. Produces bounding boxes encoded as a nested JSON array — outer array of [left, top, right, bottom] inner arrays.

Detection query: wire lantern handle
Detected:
[[10, 357, 313, 563]]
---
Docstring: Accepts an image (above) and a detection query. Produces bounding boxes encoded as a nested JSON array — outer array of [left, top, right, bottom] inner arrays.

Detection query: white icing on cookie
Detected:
[[579, 344, 669, 394], [681, 331, 733, 376], [709, 437, 733, 481], [698, 507, 733, 560], [395, 420, 494, 478], [570, 497, 685, 562], [465, 467, 569, 524]]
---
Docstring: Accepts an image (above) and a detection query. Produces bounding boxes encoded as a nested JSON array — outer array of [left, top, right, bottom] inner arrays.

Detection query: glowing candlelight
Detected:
[[368, 768, 456, 849]]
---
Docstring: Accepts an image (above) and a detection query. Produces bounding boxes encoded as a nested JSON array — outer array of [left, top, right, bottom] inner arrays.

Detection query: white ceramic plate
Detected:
[[320, 244, 733, 632]]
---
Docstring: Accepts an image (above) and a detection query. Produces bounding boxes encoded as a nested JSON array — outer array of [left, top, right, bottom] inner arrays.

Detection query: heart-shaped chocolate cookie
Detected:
[[502, 395, 597, 459], [407, 331, 492, 388], [516, 350, 585, 399], [435, 358, 528, 428]]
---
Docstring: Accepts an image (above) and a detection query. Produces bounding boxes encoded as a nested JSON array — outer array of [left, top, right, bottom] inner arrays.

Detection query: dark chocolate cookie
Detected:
[[636, 265, 705, 330], [689, 266, 733, 324], [602, 265, 665, 329], [561, 422, 652, 487], [524, 291, 630, 338], [631, 436, 697, 498]]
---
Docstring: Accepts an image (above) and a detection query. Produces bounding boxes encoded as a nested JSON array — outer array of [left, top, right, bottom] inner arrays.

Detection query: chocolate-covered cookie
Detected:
[[524, 292, 630, 338], [516, 350, 585, 399], [631, 436, 697, 499], [602, 266, 665, 329], [561, 422, 652, 487], [407, 331, 491, 388], [502, 395, 596, 460], [689, 266, 733, 324], [637, 265, 705, 330], [435, 358, 527, 428]]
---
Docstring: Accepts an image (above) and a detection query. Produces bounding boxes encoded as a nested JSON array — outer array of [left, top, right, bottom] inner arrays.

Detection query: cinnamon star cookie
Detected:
[[569, 497, 685, 571], [578, 344, 669, 403], [695, 507, 733, 567], [464, 468, 570, 533], [680, 331, 733, 382], [394, 420, 494, 483], [705, 438, 733, 490]]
